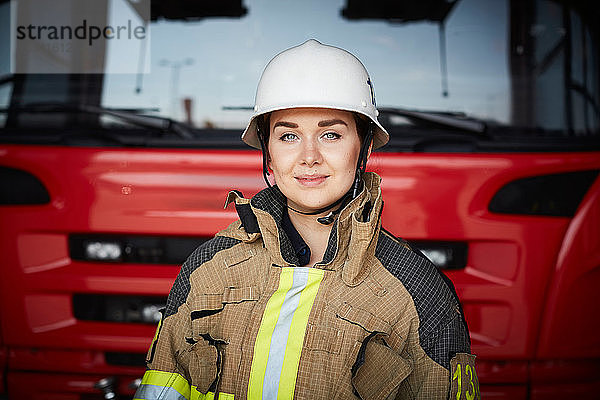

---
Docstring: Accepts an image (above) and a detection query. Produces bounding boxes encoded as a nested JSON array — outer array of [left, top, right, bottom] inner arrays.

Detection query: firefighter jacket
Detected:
[[134, 172, 480, 400]]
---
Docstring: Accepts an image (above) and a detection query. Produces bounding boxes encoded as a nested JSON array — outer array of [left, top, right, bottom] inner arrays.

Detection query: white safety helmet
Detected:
[[242, 39, 389, 149]]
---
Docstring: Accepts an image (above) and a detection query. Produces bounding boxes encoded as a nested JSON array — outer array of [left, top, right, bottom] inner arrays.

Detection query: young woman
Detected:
[[135, 39, 479, 400]]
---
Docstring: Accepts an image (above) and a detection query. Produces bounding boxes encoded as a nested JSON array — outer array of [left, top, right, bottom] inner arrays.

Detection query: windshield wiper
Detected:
[[0, 103, 195, 139], [378, 107, 487, 135]]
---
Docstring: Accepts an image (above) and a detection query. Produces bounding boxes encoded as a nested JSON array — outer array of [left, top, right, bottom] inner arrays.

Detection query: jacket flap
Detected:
[[352, 337, 412, 400], [222, 286, 259, 303], [189, 293, 223, 311], [223, 190, 245, 208], [223, 248, 254, 268], [336, 302, 391, 335]]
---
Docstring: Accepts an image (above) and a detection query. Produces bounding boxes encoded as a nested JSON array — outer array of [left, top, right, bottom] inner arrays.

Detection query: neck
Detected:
[[287, 208, 334, 266]]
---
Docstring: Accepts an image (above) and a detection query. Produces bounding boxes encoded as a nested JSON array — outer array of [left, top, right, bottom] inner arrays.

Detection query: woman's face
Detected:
[[267, 108, 362, 213]]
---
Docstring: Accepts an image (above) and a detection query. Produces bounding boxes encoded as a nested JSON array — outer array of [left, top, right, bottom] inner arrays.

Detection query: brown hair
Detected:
[[257, 111, 369, 145]]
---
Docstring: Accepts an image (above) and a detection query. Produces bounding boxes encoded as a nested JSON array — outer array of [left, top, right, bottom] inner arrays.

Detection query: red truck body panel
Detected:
[[1, 144, 599, 398], [536, 176, 600, 359]]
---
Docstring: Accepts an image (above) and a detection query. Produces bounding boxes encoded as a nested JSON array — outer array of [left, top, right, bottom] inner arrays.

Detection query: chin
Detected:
[[289, 192, 346, 212], [279, 179, 353, 210]]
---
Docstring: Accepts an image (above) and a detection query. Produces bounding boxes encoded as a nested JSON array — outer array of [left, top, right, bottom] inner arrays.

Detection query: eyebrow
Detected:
[[273, 121, 298, 129], [272, 119, 348, 129], [318, 119, 348, 127]]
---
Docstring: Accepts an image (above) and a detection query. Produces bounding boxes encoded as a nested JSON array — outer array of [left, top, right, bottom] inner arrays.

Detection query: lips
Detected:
[[295, 174, 329, 186]]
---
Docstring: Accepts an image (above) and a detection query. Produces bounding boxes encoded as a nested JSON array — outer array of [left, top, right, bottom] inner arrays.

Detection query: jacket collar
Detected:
[[224, 172, 383, 286]]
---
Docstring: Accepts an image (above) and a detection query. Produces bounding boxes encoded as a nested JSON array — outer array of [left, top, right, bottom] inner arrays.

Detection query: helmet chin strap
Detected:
[[258, 122, 374, 225]]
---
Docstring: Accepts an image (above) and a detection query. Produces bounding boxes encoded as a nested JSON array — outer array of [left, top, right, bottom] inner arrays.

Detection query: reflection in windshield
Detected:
[[1, 0, 599, 138], [102, 0, 510, 129]]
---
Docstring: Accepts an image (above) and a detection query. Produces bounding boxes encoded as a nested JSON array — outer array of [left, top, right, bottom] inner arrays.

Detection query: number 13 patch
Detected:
[[450, 353, 480, 400]]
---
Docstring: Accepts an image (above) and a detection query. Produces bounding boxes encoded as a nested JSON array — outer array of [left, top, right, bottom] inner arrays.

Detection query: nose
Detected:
[[300, 138, 322, 167]]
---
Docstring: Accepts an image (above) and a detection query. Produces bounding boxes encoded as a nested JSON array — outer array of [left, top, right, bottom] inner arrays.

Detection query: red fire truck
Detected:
[[0, 0, 599, 398]]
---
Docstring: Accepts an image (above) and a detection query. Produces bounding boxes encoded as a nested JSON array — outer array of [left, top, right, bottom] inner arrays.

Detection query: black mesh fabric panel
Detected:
[[165, 236, 241, 318], [375, 232, 471, 369]]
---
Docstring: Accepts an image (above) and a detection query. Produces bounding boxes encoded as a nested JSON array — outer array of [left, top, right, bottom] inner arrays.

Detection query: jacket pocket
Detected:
[[351, 334, 412, 400], [336, 302, 391, 335], [190, 285, 259, 337], [176, 336, 220, 394], [333, 302, 411, 400], [190, 293, 225, 338], [305, 323, 344, 354]]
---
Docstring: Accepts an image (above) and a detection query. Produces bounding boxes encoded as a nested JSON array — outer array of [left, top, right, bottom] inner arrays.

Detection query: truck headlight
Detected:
[[85, 241, 122, 261], [411, 241, 468, 270]]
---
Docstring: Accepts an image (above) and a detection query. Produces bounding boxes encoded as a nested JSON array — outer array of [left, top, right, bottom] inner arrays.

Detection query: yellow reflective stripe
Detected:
[[139, 370, 191, 399], [247, 268, 294, 398], [135, 375, 235, 400], [277, 268, 324, 399], [190, 386, 202, 400], [190, 389, 234, 400], [153, 318, 163, 342]]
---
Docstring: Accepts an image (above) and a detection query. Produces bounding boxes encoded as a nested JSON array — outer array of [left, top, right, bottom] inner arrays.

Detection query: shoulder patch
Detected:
[[450, 353, 480, 400]]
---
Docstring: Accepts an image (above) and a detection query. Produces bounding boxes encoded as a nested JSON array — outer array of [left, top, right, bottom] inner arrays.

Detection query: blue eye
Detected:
[[279, 132, 297, 142], [322, 131, 341, 140]]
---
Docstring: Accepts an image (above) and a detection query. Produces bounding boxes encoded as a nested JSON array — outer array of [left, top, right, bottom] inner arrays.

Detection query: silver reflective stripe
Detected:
[[134, 384, 189, 400], [262, 267, 310, 399]]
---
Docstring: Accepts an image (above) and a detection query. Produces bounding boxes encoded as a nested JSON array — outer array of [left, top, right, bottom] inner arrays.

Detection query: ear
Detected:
[[265, 144, 273, 172]]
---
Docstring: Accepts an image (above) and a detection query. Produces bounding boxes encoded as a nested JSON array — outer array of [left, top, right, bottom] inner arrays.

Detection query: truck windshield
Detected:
[[1, 0, 598, 150]]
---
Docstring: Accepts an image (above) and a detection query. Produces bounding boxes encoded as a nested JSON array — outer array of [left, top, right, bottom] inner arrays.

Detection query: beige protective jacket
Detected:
[[135, 172, 480, 400]]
